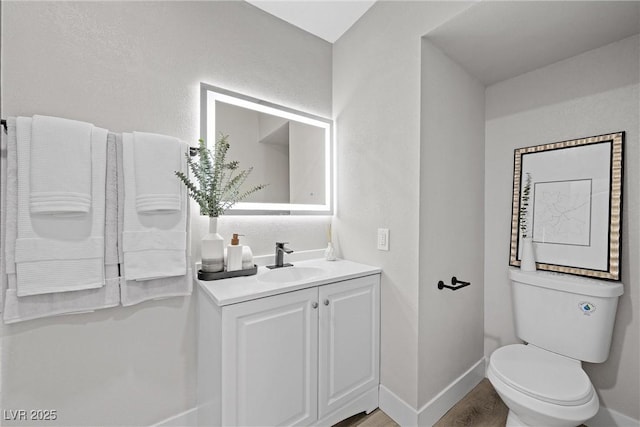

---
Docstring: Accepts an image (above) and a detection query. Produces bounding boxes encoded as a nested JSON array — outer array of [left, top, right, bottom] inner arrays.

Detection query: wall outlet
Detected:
[[377, 228, 390, 251]]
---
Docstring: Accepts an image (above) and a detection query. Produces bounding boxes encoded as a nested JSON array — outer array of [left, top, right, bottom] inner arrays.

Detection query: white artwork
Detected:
[[532, 179, 592, 246], [510, 132, 623, 280]]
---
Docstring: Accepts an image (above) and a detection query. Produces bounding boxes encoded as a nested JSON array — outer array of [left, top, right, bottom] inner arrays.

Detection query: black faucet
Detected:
[[266, 242, 294, 269]]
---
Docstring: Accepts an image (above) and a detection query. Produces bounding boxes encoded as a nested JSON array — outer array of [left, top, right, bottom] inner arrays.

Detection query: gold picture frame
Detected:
[[509, 132, 624, 280]]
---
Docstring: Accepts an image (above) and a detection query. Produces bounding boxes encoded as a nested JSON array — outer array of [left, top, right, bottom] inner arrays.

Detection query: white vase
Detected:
[[324, 242, 337, 261], [520, 237, 537, 272], [201, 216, 224, 272]]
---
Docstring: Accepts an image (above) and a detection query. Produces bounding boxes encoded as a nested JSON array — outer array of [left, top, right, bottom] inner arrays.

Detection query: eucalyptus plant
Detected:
[[519, 172, 532, 238], [176, 134, 266, 217]]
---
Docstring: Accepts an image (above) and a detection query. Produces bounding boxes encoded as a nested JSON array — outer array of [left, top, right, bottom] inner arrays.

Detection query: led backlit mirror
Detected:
[[201, 83, 332, 214]]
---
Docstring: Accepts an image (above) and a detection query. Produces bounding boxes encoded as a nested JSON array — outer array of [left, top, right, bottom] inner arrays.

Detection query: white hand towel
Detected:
[[133, 131, 182, 213], [14, 117, 107, 296], [2, 119, 119, 323], [118, 133, 191, 306], [30, 115, 93, 215]]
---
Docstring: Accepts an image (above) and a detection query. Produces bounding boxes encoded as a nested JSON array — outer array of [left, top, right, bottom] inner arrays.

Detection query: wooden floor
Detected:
[[433, 379, 509, 427], [335, 378, 589, 427], [333, 408, 400, 427], [334, 379, 508, 427]]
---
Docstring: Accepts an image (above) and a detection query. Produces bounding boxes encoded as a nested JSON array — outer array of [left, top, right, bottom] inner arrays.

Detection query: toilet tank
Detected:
[[509, 269, 624, 363]]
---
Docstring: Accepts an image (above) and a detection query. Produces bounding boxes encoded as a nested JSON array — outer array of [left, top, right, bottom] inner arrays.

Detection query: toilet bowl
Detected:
[[487, 344, 598, 427]]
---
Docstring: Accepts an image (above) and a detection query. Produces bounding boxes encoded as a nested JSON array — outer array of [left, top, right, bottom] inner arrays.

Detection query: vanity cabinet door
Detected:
[[317, 275, 380, 419], [221, 287, 319, 427]]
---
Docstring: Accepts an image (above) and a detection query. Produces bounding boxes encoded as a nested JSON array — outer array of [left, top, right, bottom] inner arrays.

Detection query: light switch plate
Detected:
[[377, 228, 390, 251]]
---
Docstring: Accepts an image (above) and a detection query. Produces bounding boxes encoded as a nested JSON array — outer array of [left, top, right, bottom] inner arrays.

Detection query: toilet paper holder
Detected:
[[438, 276, 471, 291]]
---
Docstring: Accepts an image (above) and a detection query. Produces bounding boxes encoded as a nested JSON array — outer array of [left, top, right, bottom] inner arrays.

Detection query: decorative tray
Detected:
[[197, 265, 258, 281]]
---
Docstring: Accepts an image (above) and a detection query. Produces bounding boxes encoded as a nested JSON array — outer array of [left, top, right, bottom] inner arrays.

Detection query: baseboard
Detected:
[[151, 407, 198, 427], [379, 358, 486, 427], [417, 358, 486, 426], [587, 406, 640, 427], [379, 384, 420, 426]]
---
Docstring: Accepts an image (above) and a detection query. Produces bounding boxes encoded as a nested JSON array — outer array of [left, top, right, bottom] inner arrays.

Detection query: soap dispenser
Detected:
[[227, 234, 244, 272]]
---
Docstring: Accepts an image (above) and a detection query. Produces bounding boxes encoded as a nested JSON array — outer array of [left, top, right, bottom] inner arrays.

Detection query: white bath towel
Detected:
[[1, 123, 9, 314], [133, 131, 182, 213], [4, 121, 18, 278], [121, 132, 187, 280], [2, 119, 119, 323], [2, 119, 19, 321], [14, 117, 107, 296], [30, 115, 93, 215], [118, 133, 191, 306], [3, 272, 120, 324], [104, 133, 119, 267]]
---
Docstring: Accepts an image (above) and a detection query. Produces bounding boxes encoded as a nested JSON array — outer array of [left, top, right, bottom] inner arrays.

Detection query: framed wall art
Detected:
[[509, 132, 624, 280]]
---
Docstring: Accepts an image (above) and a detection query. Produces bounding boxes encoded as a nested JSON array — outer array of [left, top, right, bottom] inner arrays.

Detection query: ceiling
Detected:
[[426, 1, 640, 86], [248, 1, 639, 85], [246, 0, 376, 43]]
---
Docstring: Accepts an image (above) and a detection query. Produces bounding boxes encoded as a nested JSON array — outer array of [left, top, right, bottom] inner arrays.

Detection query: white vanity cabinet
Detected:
[[222, 286, 319, 426], [317, 278, 380, 420], [197, 259, 381, 427]]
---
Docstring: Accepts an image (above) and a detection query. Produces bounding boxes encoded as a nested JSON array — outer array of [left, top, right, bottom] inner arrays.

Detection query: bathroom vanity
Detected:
[[197, 258, 381, 426]]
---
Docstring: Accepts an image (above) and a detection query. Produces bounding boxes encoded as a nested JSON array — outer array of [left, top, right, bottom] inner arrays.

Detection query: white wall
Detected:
[[485, 35, 639, 421], [333, 1, 476, 410], [0, 2, 332, 425], [419, 39, 485, 407]]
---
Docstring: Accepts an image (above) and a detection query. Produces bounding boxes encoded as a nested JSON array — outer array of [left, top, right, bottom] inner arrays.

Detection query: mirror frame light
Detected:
[[201, 83, 333, 215]]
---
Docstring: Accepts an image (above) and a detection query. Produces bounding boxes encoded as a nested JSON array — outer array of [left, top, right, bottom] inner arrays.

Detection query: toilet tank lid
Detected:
[[509, 268, 623, 297]]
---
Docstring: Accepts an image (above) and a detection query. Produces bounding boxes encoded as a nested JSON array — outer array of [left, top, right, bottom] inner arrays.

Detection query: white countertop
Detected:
[[197, 258, 381, 306]]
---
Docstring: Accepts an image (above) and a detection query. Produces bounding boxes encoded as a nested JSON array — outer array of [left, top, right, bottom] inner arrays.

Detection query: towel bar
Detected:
[[2, 119, 198, 157], [438, 276, 471, 291]]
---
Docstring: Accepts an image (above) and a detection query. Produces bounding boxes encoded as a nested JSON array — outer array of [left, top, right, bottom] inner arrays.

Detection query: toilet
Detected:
[[487, 269, 624, 427]]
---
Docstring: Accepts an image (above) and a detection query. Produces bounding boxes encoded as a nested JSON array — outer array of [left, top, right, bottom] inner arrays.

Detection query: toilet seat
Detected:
[[489, 344, 594, 406]]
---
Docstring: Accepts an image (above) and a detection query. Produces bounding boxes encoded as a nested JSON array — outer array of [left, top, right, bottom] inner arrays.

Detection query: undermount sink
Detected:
[[258, 266, 325, 284]]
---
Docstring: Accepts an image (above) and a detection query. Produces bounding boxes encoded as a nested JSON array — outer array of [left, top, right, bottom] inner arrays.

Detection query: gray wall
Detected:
[[419, 39, 485, 407], [0, 2, 331, 425], [216, 103, 291, 204], [289, 122, 326, 205], [484, 35, 639, 420], [3, 1, 637, 424], [333, 1, 478, 410]]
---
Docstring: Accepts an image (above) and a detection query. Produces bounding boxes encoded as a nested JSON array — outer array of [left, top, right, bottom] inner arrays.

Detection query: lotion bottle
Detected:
[[227, 234, 244, 272]]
